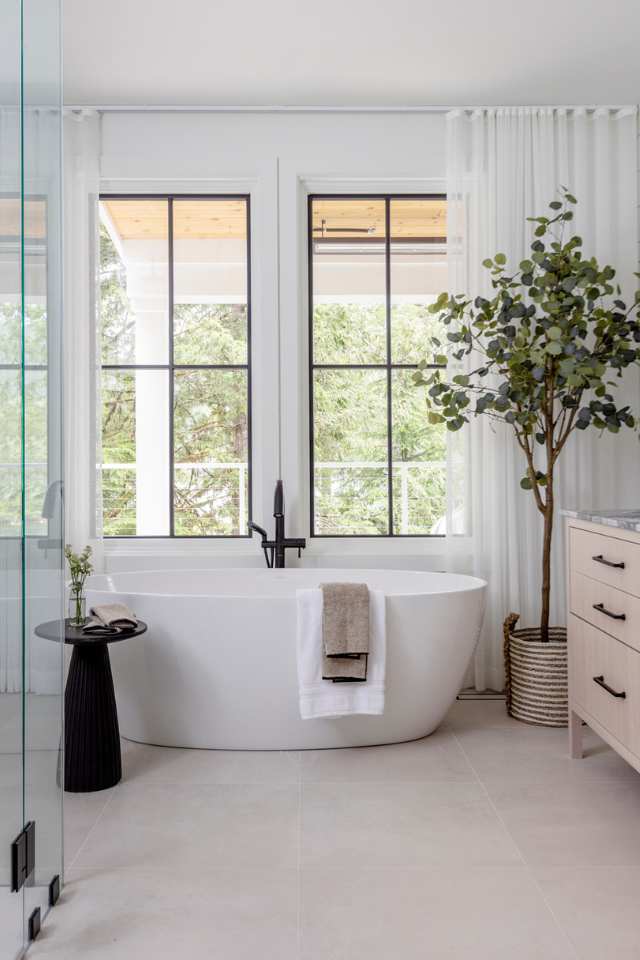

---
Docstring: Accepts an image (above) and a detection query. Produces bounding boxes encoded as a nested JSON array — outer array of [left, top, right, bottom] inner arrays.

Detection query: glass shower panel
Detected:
[[0, 0, 27, 954], [22, 0, 64, 936], [0, 0, 63, 953]]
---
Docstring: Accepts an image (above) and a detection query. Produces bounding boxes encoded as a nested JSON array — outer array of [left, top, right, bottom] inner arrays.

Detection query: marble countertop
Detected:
[[562, 508, 640, 532]]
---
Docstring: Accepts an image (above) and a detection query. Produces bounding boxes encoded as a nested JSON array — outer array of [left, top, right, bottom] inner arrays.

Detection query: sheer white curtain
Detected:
[[446, 106, 640, 691], [63, 109, 103, 566]]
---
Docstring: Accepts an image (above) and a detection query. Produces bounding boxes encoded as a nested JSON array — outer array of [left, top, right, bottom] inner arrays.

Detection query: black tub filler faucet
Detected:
[[249, 481, 306, 569]]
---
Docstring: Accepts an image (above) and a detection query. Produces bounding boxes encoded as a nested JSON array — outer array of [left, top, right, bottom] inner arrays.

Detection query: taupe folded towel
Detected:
[[320, 582, 370, 682], [82, 617, 119, 636], [90, 602, 138, 630], [321, 583, 370, 657]]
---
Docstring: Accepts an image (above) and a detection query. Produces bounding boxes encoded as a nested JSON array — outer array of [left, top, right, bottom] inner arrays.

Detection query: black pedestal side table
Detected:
[[34, 618, 147, 792]]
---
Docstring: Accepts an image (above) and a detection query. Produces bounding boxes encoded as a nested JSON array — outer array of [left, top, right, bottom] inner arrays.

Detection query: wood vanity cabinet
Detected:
[[567, 516, 640, 773]]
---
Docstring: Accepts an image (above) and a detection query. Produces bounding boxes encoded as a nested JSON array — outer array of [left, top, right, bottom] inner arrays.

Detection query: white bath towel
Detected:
[[296, 588, 386, 719]]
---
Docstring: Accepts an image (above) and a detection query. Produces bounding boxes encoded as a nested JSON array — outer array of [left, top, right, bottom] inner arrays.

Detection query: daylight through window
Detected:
[[99, 196, 251, 537], [309, 195, 447, 536]]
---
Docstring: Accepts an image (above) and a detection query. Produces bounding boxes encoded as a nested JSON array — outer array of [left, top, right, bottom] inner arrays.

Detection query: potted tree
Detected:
[[415, 189, 640, 726]]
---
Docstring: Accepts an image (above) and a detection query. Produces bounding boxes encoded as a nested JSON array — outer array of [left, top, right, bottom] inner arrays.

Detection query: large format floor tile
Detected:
[[29, 867, 299, 960], [72, 781, 300, 872], [64, 788, 114, 867], [450, 700, 637, 783], [300, 728, 474, 782], [122, 738, 301, 784], [43, 699, 640, 957], [301, 780, 521, 868], [301, 866, 577, 960], [486, 778, 640, 866], [533, 866, 640, 960]]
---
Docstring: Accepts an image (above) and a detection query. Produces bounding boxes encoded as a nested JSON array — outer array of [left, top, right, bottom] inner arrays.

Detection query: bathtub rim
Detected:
[[85, 567, 487, 602]]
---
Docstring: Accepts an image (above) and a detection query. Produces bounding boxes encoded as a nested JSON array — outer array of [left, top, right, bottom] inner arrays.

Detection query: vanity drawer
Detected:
[[569, 614, 640, 754], [570, 528, 640, 597], [570, 571, 640, 654]]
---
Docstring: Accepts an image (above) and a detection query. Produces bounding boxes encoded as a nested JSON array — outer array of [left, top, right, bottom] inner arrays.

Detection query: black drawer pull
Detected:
[[593, 602, 626, 621], [593, 675, 626, 699], [592, 554, 625, 570]]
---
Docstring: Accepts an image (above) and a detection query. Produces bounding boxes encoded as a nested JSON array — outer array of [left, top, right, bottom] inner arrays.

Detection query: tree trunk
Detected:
[[540, 474, 554, 643]]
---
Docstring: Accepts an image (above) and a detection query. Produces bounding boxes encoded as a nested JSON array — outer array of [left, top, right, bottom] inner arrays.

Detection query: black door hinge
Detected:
[[28, 906, 41, 941], [11, 821, 35, 893], [49, 874, 61, 906]]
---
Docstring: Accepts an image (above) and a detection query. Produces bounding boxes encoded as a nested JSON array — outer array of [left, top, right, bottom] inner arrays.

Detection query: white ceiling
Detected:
[[64, 0, 640, 107]]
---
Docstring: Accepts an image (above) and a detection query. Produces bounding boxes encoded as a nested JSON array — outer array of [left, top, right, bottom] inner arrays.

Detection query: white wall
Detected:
[[98, 110, 452, 573]]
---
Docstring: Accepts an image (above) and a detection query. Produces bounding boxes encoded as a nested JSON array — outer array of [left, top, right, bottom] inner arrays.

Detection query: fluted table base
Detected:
[[65, 643, 121, 792]]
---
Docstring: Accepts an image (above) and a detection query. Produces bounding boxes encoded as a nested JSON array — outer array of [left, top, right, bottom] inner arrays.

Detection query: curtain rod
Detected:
[[63, 104, 634, 115]]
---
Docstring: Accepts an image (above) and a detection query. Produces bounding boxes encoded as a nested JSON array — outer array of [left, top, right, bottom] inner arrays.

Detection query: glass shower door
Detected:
[[22, 0, 64, 935], [0, 0, 64, 955], [23, 0, 64, 934], [0, 0, 28, 954]]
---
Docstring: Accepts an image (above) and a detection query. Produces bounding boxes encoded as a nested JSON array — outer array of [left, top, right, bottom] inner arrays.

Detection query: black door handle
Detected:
[[593, 602, 626, 621], [592, 554, 625, 569], [593, 675, 626, 699]]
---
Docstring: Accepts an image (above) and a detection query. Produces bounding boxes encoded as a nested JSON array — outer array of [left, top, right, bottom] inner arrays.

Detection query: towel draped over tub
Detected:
[[296, 588, 386, 719]]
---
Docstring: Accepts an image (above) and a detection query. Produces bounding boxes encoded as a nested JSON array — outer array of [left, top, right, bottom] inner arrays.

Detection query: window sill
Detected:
[[303, 536, 472, 558], [101, 535, 474, 568], [103, 537, 260, 557]]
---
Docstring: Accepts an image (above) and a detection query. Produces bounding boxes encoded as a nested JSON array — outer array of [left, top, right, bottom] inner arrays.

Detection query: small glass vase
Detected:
[[68, 592, 87, 626]]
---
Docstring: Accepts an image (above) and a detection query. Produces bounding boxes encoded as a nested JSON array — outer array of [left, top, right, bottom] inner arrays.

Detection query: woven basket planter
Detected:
[[503, 613, 568, 727]]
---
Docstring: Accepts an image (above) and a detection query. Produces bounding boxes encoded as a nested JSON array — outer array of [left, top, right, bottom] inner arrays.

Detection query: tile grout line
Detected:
[[451, 732, 528, 867], [452, 731, 582, 960], [65, 787, 117, 874], [518, 870, 584, 960]]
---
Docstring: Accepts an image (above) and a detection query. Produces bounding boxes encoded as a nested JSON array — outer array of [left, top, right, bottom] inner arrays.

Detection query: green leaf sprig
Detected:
[[64, 544, 93, 597]]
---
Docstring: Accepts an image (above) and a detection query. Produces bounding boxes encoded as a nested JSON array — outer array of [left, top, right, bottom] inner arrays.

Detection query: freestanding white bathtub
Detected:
[[86, 569, 486, 750]]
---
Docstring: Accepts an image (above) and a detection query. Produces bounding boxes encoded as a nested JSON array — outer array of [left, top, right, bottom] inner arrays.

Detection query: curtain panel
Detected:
[[446, 106, 639, 691]]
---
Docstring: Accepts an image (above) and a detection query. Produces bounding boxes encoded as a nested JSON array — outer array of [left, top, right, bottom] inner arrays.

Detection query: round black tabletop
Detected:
[[35, 618, 147, 645]]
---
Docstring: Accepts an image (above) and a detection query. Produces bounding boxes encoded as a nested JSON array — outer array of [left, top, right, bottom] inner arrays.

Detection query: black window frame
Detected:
[[308, 192, 447, 538], [99, 192, 253, 539]]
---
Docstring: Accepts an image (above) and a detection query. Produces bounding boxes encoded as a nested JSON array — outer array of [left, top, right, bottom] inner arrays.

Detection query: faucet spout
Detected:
[[249, 521, 268, 541], [249, 521, 275, 568]]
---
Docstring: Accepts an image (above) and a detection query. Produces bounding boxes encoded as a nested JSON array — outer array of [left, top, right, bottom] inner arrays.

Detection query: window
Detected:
[[308, 195, 447, 536], [0, 197, 50, 538], [99, 195, 251, 537]]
